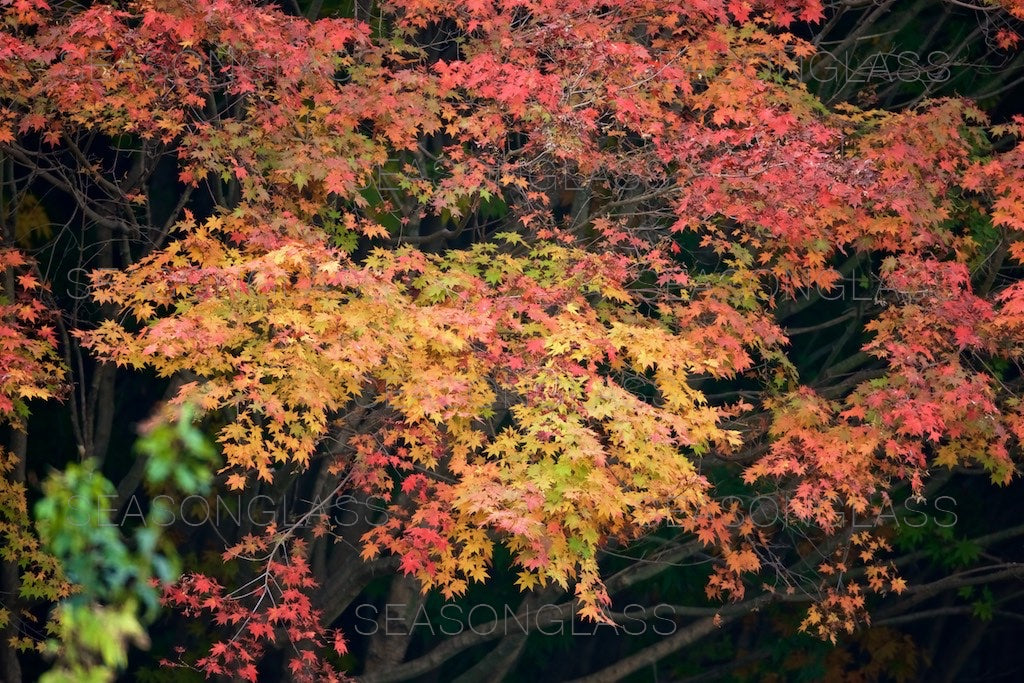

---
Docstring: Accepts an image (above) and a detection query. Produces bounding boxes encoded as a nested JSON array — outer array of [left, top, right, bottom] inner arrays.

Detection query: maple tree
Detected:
[[4, 0, 1024, 680]]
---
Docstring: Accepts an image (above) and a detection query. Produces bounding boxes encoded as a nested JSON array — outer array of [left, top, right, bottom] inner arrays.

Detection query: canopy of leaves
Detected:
[[4, 0, 1024, 681]]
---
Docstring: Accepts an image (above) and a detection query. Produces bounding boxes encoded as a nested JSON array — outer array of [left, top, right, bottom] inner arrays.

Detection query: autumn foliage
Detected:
[[4, 0, 1024, 680]]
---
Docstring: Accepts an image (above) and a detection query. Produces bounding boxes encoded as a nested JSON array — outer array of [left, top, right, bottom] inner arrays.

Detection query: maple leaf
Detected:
[[248, 621, 275, 641], [16, 274, 39, 290]]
